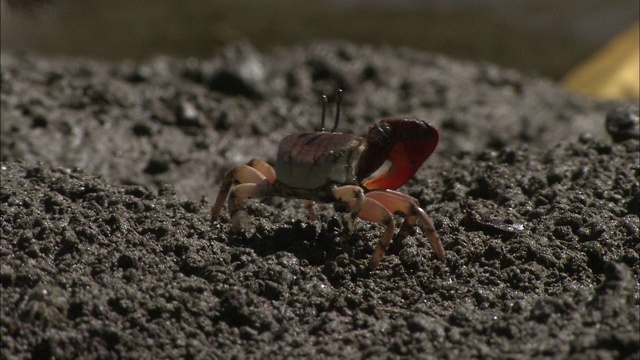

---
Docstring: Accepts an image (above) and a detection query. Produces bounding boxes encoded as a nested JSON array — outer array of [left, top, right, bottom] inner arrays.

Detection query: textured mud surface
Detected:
[[1, 43, 639, 358]]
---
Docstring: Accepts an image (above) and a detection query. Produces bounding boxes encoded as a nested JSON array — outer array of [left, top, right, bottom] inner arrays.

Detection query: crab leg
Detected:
[[332, 185, 365, 213], [355, 198, 396, 269], [227, 183, 273, 230], [331, 185, 397, 268], [366, 190, 420, 240], [365, 190, 445, 260], [247, 158, 277, 183], [304, 200, 319, 221], [211, 164, 271, 221], [332, 185, 366, 230]]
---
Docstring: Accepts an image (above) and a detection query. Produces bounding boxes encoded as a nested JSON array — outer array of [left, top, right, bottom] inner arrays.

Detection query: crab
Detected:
[[211, 90, 445, 268]]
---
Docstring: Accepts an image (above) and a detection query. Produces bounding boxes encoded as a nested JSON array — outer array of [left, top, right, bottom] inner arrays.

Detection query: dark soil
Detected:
[[1, 42, 638, 359]]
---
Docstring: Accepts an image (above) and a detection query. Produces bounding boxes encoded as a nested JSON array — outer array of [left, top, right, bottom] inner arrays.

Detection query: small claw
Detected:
[[361, 119, 439, 191]]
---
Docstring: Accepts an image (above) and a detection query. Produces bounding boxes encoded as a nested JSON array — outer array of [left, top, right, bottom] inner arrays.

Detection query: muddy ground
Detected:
[[1, 42, 638, 359]]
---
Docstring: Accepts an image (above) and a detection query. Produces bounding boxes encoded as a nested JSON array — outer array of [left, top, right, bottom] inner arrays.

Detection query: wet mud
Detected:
[[1, 42, 638, 358]]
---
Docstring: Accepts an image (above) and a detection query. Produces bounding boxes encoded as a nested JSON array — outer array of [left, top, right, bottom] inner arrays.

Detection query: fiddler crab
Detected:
[[212, 90, 445, 269]]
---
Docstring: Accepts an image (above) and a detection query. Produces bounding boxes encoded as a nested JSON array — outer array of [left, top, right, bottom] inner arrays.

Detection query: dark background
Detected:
[[2, 0, 638, 80]]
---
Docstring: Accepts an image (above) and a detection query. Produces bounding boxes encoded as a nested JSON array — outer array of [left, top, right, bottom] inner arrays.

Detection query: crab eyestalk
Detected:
[[331, 89, 343, 132], [359, 119, 439, 191], [319, 94, 328, 131]]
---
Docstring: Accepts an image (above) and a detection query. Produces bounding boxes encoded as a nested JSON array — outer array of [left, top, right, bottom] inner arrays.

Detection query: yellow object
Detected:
[[562, 21, 639, 101]]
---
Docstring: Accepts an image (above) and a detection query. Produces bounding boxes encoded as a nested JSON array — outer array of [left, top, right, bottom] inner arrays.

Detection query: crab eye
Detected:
[[379, 123, 392, 137]]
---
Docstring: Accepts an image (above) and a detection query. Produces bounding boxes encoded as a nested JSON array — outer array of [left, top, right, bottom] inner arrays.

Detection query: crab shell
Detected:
[[274, 118, 439, 199]]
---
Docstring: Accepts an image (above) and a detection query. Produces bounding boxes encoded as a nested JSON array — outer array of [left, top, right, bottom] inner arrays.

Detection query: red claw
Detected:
[[360, 119, 439, 191]]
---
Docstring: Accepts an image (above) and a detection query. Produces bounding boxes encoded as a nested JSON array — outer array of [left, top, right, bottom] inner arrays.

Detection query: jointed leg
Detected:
[[227, 183, 273, 230], [332, 185, 365, 230], [365, 190, 445, 260], [304, 200, 319, 221], [247, 159, 276, 183], [211, 161, 273, 221], [331, 185, 396, 268], [356, 198, 396, 269]]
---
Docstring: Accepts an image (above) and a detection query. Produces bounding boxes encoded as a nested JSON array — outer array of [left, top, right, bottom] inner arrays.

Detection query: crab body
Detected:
[[211, 94, 444, 269], [273, 132, 364, 201]]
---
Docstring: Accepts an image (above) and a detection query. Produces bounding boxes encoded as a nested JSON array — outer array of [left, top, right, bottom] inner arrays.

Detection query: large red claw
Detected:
[[361, 119, 439, 191]]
